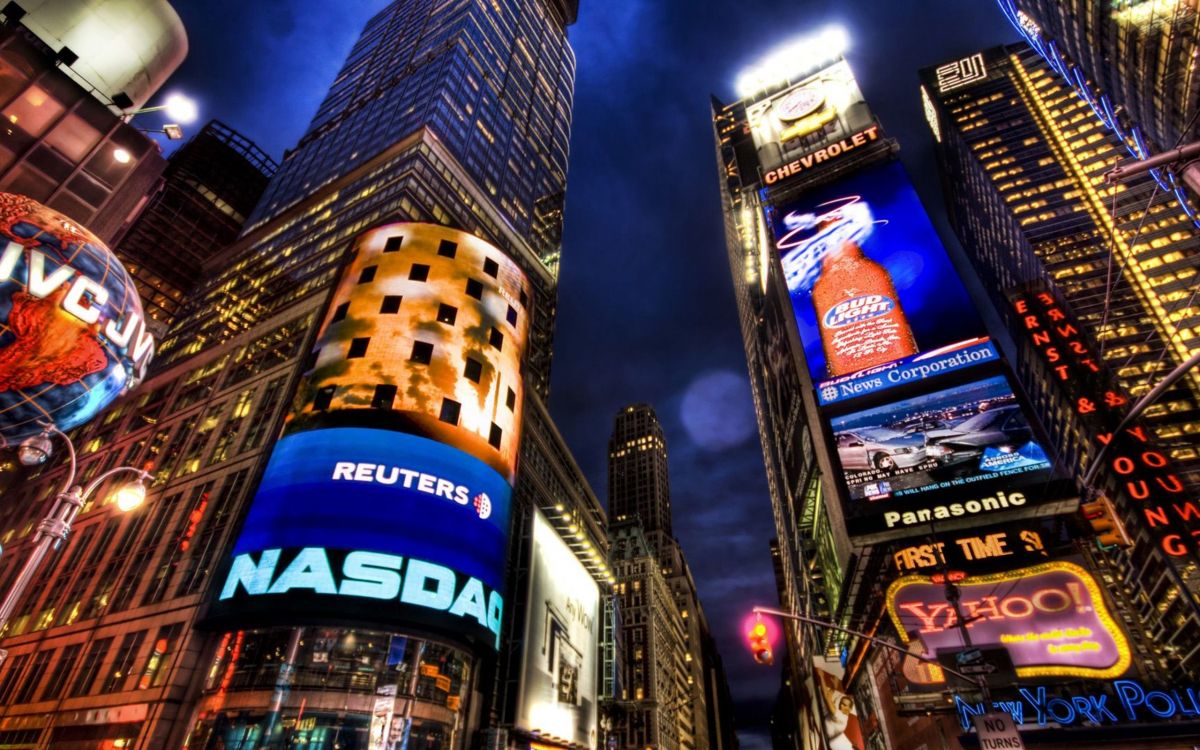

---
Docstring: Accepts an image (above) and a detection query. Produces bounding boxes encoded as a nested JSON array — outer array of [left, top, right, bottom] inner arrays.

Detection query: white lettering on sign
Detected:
[[936, 53, 988, 93], [220, 547, 504, 648], [0, 241, 154, 366], [884, 491, 1026, 528]]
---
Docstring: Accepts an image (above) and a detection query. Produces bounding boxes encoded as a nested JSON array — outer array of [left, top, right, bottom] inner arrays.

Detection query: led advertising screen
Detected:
[[0, 193, 154, 442], [516, 509, 600, 747], [746, 60, 878, 188], [769, 160, 987, 401], [211, 223, 532, 651], [887, 560, 1131, 685], [829, 374, 1072, 540]]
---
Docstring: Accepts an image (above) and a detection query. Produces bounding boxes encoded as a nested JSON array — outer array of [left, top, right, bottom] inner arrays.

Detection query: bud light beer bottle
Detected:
[[812, 240, 917, 376]]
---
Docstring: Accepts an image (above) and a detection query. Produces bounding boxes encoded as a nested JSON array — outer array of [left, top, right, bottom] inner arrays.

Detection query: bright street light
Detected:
[[162, 93, 198, 124], [0, 425, 153, 666], [735, 24, 850, 99]]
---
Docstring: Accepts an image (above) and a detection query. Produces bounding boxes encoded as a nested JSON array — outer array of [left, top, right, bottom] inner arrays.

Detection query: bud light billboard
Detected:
[[209, 223, 532, 651], [0, 193, 153, 443], [828, 374, 1074, 542], [768, 160, 988, 405]]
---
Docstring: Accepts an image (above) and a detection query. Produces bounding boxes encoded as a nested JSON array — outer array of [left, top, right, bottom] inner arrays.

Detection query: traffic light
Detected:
[[748, 620, 773, 665], [1081, 495, 1131, 549]]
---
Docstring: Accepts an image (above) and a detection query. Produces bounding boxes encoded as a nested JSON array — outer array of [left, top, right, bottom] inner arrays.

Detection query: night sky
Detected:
[[166, 0, 1019, 742]]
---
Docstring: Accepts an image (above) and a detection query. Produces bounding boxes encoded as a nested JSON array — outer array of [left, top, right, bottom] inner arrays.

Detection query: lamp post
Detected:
[[0, 423, 152, 666], [122, 92, 198, 141]]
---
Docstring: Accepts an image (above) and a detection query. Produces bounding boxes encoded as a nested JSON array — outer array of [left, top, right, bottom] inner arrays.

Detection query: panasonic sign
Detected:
[[220, 547, 503, 648]]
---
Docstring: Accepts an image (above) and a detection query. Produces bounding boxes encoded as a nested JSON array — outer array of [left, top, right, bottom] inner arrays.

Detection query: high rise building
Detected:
[[712, 27, 1142, 749], [608, 404, 673, 552], [0, 1, 594, 748], [112, 120, 277, 335], [608, 520, 691, 750], [923, 41, 1200, 683], [0, 3, 179, 244], [996, 0, 1199, 160], [605, 404, 735, 750], [922, 43, 1200, 487]]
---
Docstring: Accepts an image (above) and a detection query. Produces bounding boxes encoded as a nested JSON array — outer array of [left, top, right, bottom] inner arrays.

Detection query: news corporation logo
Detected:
[[820, 385, 839, 403], [333, 461, 492, 520]]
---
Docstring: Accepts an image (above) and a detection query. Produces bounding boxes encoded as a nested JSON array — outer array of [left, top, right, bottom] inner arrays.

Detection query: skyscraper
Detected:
[[606, 404, 736, 750], [608, 404, 673, 550], [112, 120, 276, 335], [924, 41, 1200, 684], [996, 0, 1199, 158], [0, 1, 592, 747]]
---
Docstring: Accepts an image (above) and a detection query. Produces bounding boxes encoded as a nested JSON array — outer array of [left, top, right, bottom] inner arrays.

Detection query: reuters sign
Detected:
[[0, 193, 152, 443]]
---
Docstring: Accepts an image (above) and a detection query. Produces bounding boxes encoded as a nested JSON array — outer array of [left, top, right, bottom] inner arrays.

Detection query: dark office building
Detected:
[[112, 120, 277, 334], [608, 404, 673, 552], [0, 1, 591, 748]]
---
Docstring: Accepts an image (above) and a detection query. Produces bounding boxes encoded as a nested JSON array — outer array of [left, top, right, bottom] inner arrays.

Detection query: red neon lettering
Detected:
[[1112, 456, 1136, 475], [1157, 475, 1186, 494], [1163, 534, 1187, 556], [1173, 501, 1200, 522], [1126, 426, 1149, 443], [1142, 451, 1168, 468], [1127, 480, 1150, 500], [1058, 324, 1079, 338], [1070, 341, 1087, 355], [1014, 299, 1029, 314], [1047, 308, 1066, 322], [1055, 365, 1071, 380], [1144, 505, 1169, 526], [1032, 330, 1051, 346], [1037, 292, 1055, 306], [1045, 346, 1060, 362]]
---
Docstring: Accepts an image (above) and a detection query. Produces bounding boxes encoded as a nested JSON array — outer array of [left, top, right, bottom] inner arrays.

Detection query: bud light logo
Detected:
[[823, 294, 895, 329]]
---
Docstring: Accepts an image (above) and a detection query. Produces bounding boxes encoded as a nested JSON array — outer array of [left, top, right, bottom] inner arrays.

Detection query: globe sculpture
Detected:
[[0, 193, 153, 444]]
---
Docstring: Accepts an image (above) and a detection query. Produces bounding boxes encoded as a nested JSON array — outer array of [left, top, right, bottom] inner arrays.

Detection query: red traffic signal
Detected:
[[1081, 495, 1131, 549], [748, 620, 773, 665]]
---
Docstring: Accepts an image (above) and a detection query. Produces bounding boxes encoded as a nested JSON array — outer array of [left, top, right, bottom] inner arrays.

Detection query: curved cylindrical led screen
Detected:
[[211, 223, 533, 651]]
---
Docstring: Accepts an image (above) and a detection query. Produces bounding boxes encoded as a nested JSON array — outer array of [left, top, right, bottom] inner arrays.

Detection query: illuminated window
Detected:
[[372, 384, 397, 410], [331, 302, 349, 322], [464, 357, 483, 383], [489, 327, 504, 350], [380, 295, 401, 314], [440, 398, 461, 425], [466, 279, 483, 300], [410, 341, 434, 365], [410, 263, 430, 281], [437, 304, 458, 325], [483, 257, 499, 277], [358, 266, 377, 284], [437, 239, 457, 258], [347, 338, 369, 359], [384, 236, 403, 253]]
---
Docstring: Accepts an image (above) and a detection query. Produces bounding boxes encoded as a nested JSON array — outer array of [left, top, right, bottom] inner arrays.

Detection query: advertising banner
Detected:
[[887, 560, 1131, 686], [746, 60, 877, 187], [890, 519, 1060, 576], [211, 223, 532, 651], [812, 658, 865, 750], [1011, 288, 1200, 564], [0, 192, 153, 442], [516, 509, 600, 748], [769, 160, 985, 393], [827, 374, 1071, 541]]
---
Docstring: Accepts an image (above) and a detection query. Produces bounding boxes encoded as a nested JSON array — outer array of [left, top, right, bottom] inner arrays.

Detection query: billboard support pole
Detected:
[[750, 606, 990, 697]]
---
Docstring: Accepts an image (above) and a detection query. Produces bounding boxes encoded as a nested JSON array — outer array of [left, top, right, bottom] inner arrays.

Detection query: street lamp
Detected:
[[122, 92, 198, 141], [0, 424, 153, 666]]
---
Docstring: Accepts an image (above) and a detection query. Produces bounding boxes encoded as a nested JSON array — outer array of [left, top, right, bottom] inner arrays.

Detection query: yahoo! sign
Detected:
[[888, 560, 1130, 684], [958, 680, 1200, 730]]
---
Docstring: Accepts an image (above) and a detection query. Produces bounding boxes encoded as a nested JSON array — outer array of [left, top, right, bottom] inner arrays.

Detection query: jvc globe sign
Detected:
[[0, 194, 153, 442]]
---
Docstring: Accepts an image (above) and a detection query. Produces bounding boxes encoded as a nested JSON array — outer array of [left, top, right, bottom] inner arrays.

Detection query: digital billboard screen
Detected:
[[210, 223, 532, 651], [828, 374, 1071, 540], [516, 509, 600, 747], [769, 160, 986, 394], [887, 560, 1131, 685]]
